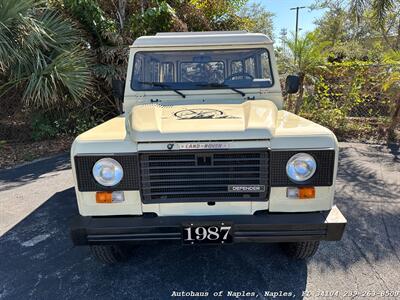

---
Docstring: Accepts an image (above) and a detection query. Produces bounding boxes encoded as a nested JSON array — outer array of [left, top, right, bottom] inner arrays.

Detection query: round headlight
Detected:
[[286, 153, 316, 182], [92, 158, 123, 186]]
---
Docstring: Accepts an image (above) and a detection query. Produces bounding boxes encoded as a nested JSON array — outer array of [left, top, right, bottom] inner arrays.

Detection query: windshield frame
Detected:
[[130, 48, 275, 92]]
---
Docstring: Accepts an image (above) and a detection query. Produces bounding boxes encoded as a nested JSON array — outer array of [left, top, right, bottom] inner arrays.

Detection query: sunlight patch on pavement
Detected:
[[21, 234, 51, 247]]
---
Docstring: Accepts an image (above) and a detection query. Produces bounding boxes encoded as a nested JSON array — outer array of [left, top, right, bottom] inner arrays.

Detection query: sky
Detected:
[[250, 0, 326, 41]]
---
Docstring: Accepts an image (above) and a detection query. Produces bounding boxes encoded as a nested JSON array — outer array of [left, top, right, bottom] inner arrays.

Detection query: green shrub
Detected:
[[304, 108, 347, 131], [61, 0, 116, 41], [31, 114, 60, 141], [30, 108, 103, 141], [130, 1, 176, 37], [58, 112, 100, 135]]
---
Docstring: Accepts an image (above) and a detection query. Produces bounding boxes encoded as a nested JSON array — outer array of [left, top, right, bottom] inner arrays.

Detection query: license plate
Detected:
[[182, 222, 233, 245]]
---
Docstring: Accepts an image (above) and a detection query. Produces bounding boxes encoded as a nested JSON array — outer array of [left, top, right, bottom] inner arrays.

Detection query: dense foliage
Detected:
[[0, 0, 275, 141], [0, 0, 92, 108], [0, 0, 398, 143], [278, 0, 400, 142]]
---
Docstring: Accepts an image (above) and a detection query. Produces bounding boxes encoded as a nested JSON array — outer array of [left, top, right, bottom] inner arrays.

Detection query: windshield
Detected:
[[131, 48, 273, 91]]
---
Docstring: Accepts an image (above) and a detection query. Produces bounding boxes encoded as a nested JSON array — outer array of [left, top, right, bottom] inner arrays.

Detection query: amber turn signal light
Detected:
[[286, 187, 315, 199], [298, 187, 315, 199], [96, 192, 113, 203]]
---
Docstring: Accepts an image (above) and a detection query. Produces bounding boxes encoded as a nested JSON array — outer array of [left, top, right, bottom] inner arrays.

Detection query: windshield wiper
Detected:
[[195, 83, 246, 97], [137, 81, 186, 98]]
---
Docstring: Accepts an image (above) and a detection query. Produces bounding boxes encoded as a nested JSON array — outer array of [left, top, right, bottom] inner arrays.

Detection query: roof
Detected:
[[131, 31, 273, 48]]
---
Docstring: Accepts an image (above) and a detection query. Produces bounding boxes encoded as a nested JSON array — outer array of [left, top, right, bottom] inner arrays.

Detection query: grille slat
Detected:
[[142, 183, 261, 190], [142, 177, 262, 184], [140, 164, 264, 170], [139, 150, 270, 203], [144, 170, 266, 176], [143, 189, 263, 196], [149, 194, 260, 201], [146, 171, 264, 178]]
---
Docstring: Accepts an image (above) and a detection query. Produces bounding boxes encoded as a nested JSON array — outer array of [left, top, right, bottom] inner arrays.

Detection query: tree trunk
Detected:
[[395, 19, 400, 51], [117, 0, 127, 31], [140, 0, 145, 14], [294, 73, 305, 114], [287, 94, 293, 112]]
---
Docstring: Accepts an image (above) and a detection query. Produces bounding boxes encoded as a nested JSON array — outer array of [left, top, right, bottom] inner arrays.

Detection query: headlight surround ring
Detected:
[[92, 158, 124, 187], [286, 153, 317, 182]]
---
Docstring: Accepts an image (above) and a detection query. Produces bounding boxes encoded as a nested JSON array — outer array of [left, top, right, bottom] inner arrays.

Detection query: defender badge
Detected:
[[228, 185, 265, 192]]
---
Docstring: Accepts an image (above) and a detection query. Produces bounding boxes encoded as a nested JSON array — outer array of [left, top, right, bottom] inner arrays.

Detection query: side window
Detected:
[[231, 60, 243, 74], [244, 57, 256, 77], [147, 61, 174, 82], [133, 54, 144, 82], [160, 62, 174, 82], [261, 52, 272, 80], [149, 60, 160, 82]]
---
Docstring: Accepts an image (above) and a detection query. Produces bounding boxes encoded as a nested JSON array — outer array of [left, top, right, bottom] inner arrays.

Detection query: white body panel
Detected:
[[71, 116, 338, 216], [128, 100, 278, 141]]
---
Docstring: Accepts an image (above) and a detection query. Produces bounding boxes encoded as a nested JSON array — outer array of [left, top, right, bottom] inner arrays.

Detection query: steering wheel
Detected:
[[225, 72, 254, 81]]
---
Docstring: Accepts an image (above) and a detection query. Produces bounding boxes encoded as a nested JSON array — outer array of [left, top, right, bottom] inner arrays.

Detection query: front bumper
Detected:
[[70, 205, 346, 245]]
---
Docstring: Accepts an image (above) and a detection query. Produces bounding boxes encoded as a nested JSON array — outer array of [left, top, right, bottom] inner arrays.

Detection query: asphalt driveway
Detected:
[[0, 142, 399, 299]]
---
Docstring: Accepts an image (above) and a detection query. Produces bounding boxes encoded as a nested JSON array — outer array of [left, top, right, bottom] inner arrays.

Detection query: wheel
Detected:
[[281, 241, 320, 259], [90, 245, 130, 264]]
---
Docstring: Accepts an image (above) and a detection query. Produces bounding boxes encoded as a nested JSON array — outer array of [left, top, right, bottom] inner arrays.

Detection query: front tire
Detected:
[[281, 241, 320, 259], [90, 245, 130, 264]]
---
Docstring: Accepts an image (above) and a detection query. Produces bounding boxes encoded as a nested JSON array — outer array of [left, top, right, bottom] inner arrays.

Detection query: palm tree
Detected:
[[350, 0, 394, 21], [350, 0, 399, 50], [0, 0, 92, 108], [286, 32, 328, 113]]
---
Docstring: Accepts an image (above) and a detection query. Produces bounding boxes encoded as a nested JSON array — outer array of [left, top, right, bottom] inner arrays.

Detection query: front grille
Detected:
[[139, 150, 270, 203]]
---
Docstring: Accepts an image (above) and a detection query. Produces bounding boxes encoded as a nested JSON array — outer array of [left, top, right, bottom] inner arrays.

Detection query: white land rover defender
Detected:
[[70, 31, 346, 264]]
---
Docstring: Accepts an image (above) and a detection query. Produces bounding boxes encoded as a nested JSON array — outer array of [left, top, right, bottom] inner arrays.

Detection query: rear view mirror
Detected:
[[285, 75, 300, 94]]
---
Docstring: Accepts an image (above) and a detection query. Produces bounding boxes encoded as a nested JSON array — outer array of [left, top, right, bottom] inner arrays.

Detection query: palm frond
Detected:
[[349, 0, 367, 23], [286, 32, 329, 74], [0, 0, 41, 25], [0, 0, 93, 108], [22, 47, 93, 108], [39, 10, 81, 49], [0, 0, 49, 70], [372, 0, 394, 24]]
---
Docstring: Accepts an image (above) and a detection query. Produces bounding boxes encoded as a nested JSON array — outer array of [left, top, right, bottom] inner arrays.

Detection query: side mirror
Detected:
[[112, 79, 125, 100], [285, 75, 300, 94]]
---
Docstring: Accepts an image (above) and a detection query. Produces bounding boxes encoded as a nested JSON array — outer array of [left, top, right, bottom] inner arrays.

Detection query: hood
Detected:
[[128, 100, 278, 142]]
